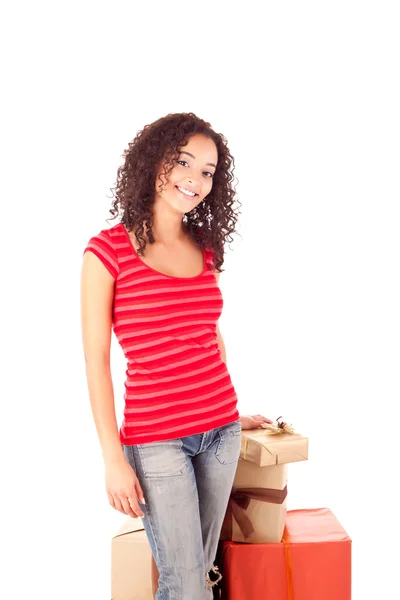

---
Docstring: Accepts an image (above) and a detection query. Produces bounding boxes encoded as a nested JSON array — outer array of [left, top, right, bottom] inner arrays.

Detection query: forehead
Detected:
[[178, 134, 218, 165]]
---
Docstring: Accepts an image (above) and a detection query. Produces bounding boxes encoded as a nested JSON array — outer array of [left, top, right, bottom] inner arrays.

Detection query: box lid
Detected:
[[112, 516, 145, 539], [284, 507, 351, 543], [241, 429, 309, 466]]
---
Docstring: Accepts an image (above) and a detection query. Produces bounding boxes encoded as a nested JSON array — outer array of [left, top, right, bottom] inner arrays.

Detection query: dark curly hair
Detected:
[[107, 112, 242, 273]]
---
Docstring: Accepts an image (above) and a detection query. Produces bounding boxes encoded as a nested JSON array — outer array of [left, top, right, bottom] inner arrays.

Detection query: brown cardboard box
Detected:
[[220, 428, 308, 543], [240, 427, 308, 466], [221, 459, 288, 543], [111, 517, 153, 600]]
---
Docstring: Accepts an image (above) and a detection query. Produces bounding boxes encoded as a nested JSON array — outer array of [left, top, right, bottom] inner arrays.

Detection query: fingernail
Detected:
[[141, 498, 146, 504]]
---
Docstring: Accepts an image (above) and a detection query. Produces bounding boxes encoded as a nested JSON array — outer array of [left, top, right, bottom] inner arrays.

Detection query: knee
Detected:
[[158, 562, 205, 597]]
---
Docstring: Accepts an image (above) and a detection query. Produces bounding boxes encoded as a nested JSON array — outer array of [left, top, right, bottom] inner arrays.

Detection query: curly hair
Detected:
[[107, 112, 242, 273]]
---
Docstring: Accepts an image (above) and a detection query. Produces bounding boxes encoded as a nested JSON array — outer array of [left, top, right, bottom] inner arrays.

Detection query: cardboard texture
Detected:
[[240, 428, 309, 467], [217, 507, 352, 600], [220, 460, 288, 543], [110, 428, 310, 595], [111, 517, 153, 600], [220, 428, 308, 543]]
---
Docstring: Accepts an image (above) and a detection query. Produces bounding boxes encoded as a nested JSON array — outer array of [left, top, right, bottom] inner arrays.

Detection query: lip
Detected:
[[175, 185, 198, 197]]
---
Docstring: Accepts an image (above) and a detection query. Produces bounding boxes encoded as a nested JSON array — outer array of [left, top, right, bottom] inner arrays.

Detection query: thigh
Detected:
[[123, 439, 206, 592], [192, 419, 242, 570], [194, 417, 242, 492]]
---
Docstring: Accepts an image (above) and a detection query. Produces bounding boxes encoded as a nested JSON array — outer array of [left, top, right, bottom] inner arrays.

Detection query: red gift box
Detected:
[[217, 507, 351, 600]]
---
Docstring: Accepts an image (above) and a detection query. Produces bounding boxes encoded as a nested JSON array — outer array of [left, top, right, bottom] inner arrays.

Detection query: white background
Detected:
[[1, 1, 399, 599]]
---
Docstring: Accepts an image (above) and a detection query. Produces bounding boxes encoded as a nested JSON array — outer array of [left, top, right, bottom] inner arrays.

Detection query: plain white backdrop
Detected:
[[1, 1, 398, 599]]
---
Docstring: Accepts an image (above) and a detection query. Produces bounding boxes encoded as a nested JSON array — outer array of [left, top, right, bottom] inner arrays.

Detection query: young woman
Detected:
[[80, 112, 273, 600]]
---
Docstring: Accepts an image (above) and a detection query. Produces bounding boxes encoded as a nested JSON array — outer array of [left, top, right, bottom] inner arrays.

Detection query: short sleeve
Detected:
[[83, 229, 119, 279]]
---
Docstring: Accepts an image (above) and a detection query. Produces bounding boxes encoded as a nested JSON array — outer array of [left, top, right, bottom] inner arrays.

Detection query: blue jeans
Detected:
[[122, 418, 242, 600]]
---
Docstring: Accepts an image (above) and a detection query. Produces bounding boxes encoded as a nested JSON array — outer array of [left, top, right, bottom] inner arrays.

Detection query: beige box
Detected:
[[240, 427, 308, 467], [111, 517, 153, 600], [220, 427, 309, 544]]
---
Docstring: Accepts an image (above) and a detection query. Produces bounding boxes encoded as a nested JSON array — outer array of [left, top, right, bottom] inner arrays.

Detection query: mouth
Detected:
[[175, 185, 198, 199]]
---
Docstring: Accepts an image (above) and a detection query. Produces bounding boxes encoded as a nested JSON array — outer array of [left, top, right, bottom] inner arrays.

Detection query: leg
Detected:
[[123, 438, 208, 600], [150, 546, 219, 600], [192, 419, 242, 595]]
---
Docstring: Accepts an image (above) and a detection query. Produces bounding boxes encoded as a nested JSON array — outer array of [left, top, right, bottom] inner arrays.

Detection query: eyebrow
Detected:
[[179, 151, 216, 168]]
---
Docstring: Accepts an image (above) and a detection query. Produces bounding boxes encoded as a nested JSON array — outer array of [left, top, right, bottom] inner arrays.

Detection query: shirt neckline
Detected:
[[119, 223, 207, 280]]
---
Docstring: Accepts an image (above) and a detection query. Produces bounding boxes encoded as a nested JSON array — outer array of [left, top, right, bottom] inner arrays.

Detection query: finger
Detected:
[[253, 414, 269, 422], [120, 494, 144, 518], [259, 415, 274, 423], [107, 491, 116, 508], [135, 481, 146, 505], [127, 494, 145, 518], [112, 495, 125, 514]]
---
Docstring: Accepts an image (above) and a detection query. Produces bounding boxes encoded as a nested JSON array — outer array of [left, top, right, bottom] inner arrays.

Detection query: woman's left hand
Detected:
[[239, 414, 274, 430]]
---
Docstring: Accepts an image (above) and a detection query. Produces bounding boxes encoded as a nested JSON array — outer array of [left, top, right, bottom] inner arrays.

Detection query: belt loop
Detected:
[[197, 430, 208, 455]]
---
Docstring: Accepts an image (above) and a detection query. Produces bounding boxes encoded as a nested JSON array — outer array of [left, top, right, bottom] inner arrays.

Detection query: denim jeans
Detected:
[[122, 418, 242, 600]]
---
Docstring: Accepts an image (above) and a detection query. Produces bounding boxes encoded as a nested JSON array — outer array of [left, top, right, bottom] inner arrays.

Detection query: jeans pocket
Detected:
[[215, 419, 242, 465], [122, 444, 137, 472], [137, 438, 187, 478]]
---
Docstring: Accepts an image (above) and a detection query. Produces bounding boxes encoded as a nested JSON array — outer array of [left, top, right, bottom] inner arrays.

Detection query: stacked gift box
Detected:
[[110, 418, 352, 599], [111, 517, 153, 600], [215, 418, 352, 600]]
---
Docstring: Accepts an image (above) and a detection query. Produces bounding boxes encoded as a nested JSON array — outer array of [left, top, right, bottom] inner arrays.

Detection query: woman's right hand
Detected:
[[105, 458, 146, 518]]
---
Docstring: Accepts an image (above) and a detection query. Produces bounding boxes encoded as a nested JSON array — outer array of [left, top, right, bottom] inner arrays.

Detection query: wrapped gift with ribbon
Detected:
[[220, 417, 308, 544], [240, 416, 308, 466], [217, 507, 351, 600]]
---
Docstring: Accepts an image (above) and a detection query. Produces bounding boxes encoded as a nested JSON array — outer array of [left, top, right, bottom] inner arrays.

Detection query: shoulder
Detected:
[[84, 227, 117, 257], [83, 225, 120, 279], [86, 227, 113, 244]]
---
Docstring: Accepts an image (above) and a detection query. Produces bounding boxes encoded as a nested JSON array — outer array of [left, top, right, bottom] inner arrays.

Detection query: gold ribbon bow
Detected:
[[259, 415, 296, 434], [242, 416, 297, 461], [221, 484, 288, 540]]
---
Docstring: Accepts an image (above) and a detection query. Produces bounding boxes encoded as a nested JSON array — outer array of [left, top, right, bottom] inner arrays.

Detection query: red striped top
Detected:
[[83, 222, 240, 445]]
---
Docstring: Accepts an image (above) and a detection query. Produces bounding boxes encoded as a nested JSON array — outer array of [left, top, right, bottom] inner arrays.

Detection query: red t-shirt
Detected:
[[83, 222, 240, 445]]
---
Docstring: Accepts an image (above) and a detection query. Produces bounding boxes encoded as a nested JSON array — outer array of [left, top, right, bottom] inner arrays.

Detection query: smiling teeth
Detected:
[[177, 186, 196, 197]]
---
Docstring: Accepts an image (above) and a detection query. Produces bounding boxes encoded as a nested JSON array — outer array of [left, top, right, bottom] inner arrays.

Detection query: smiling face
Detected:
[[154, 133, 218, 214]]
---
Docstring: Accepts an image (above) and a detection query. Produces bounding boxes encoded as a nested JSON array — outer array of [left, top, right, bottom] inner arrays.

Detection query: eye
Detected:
[[176, 160, 214, 178]]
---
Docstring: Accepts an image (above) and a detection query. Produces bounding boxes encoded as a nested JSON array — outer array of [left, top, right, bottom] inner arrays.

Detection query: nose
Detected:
[[186, 176, 199, 191], [185, 166, 202, 185]]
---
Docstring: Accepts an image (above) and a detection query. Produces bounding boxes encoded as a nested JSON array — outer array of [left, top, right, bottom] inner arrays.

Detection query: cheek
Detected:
[[204, 178, 213, 194]]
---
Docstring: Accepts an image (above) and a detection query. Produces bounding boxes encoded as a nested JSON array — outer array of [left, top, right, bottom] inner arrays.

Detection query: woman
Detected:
[[80, 112, 273, 600]]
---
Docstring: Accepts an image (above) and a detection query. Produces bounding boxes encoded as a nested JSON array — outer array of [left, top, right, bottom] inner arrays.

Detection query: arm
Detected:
[[80, 251, 125, 466]]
